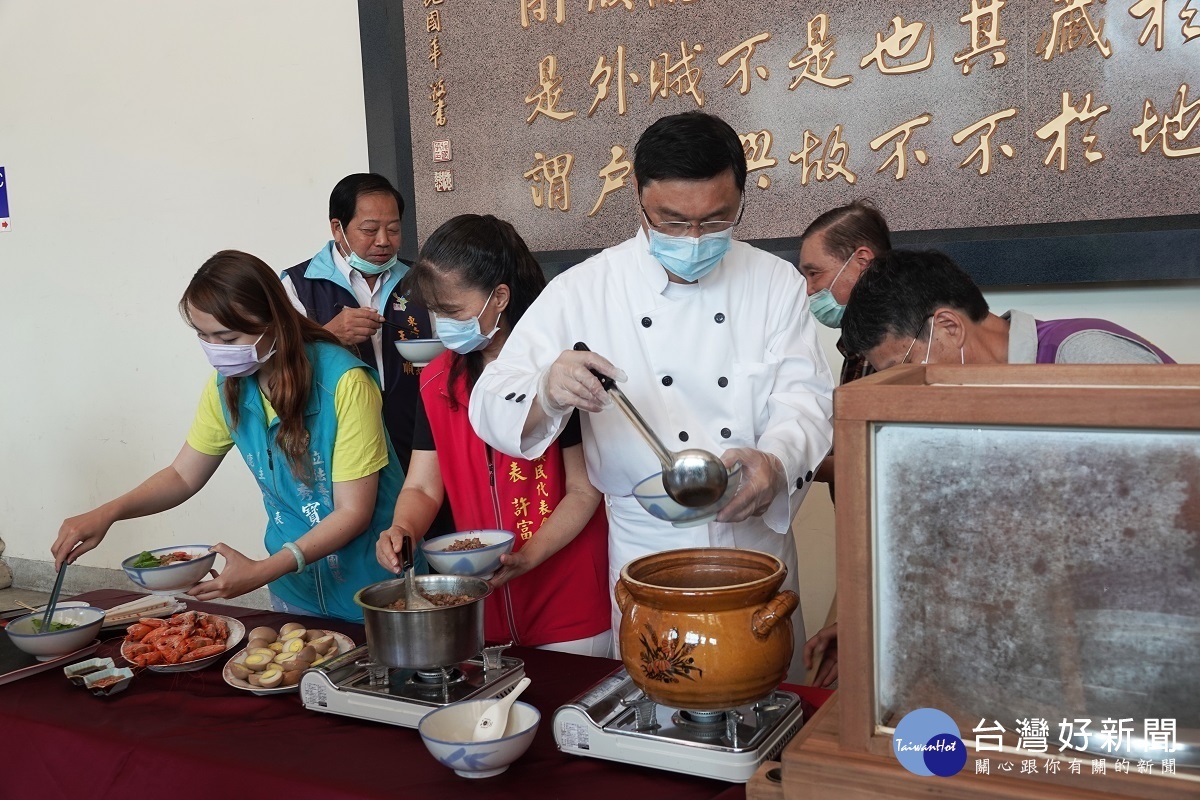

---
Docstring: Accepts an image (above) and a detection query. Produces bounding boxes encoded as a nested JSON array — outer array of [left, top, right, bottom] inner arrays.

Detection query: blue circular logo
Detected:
[[892, 708, 966, 777]]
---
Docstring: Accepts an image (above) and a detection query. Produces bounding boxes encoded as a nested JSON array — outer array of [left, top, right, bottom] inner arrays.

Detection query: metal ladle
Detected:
[[574, 342, 728, 507]]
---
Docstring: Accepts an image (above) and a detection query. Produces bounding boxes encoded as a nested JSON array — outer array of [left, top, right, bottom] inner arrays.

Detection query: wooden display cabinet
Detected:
[[749, 365, 1200, 800]]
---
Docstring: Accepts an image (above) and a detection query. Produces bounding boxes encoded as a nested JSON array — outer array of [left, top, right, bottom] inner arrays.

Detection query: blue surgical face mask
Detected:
[[434, 288, 499, 354], [647, 227, 733, 283], [338, 222, 398, 277], [808, 252, 855, 328]]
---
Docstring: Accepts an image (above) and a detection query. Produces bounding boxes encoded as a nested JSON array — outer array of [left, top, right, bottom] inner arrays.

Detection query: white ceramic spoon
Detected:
[[471, 677, 532, 742]]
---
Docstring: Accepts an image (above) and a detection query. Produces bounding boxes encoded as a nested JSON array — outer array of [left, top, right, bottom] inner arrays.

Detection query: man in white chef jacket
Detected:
[[469, 112, 834, 675]]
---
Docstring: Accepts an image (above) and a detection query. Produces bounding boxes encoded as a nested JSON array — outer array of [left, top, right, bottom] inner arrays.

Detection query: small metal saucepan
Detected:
[[354, 575, 492, 669]]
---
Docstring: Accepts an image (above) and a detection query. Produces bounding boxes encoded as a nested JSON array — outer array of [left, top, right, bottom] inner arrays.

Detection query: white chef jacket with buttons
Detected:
[[469, 229, 835, 656]]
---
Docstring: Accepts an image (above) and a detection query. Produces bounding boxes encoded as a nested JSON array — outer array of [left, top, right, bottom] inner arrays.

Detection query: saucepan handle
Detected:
[[751, 590, 799, 638]]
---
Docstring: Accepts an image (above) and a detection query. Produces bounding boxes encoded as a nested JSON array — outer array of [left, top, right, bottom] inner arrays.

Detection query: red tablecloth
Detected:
[[0, 589, 831, 800]]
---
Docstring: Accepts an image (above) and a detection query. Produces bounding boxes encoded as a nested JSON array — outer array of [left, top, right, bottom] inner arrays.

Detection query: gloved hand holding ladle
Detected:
[[573, 343, 728, 507]]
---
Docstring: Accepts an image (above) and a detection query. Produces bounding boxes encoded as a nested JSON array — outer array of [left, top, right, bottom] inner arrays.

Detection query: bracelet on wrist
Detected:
[[281, 541, 306, 574]]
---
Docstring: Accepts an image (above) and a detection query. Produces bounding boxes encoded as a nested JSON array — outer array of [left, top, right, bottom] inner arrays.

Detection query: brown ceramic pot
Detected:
[[614, 547, 797, 711]]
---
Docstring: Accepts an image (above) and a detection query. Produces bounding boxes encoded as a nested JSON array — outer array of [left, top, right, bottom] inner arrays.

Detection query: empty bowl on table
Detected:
[[633, 462, 743, 528], [420, 530, 515, 578], [5, 606, 105, 660], [419, 698, 540, 778], [121, 545, 217, 593], [394, 338, 447, 367]]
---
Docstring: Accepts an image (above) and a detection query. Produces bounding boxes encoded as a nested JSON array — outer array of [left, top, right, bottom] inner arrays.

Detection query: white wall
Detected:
[[0, 1, 369, 568]]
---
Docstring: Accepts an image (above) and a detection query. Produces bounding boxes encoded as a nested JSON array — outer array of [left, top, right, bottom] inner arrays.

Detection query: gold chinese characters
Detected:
[[496, 1, 1196, 215]]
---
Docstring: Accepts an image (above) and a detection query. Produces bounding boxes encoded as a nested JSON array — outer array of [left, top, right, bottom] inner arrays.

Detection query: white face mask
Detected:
[[913, 318, 964, 365], [199, 331, 276, 377]]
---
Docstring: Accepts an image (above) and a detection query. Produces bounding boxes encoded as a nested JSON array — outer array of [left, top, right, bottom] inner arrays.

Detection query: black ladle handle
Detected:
[[399, 535, 414, 573], [573, 342, 616, 391], [572, 343, 677, 472]]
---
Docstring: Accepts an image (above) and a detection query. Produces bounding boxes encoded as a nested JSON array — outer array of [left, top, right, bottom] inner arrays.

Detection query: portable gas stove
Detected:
[[300, 643, 525, 729], [553, 664, 805, 783]]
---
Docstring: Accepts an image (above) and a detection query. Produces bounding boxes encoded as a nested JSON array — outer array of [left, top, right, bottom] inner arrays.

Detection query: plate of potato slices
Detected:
[[221, 621, 354, 694]]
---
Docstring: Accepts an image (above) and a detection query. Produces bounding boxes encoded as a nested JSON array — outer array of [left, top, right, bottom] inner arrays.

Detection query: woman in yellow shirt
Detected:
[[52, 250, 401, 620]]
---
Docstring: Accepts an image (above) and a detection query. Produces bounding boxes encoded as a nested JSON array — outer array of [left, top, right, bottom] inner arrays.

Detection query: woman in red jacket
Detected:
[[375, 214, 610, 656]]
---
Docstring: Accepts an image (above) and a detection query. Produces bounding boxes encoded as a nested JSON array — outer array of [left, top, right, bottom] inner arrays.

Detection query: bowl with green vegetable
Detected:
[[5, 606, 105, 660], [121, 545, 218, 593]]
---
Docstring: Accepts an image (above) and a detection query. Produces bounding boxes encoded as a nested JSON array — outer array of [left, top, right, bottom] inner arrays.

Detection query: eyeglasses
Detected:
[[640, 200, 744, 238]]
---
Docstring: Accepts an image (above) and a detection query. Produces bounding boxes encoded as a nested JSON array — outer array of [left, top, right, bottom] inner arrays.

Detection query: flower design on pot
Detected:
[[637, 624, 703, 684]]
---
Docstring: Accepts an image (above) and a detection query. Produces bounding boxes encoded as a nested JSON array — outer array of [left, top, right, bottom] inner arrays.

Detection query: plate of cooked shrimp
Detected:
[[119, 609, 244, 673]]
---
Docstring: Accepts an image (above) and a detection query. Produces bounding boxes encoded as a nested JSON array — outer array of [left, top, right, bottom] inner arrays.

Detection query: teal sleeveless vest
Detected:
[[217, 341, 413, 621]]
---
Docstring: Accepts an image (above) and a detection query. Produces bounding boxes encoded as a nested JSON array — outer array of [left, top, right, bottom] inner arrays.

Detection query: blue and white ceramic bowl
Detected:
[[121, 545, 217, 593], [419, 698, 540, 778], [420, 530, 515, 578], [633, 462, 744, 528], [5, 606, 105, 660]]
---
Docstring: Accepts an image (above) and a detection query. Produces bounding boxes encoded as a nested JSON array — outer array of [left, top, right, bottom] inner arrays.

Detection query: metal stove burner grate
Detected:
[[611, 687, 793, 747], [412, 666, 466, 686], [677, 709, 727, 725], [319, 645, 525, 706], [300, 644, 527, 730], [552, 665, 806, 783], [672, 708, 738, 740]]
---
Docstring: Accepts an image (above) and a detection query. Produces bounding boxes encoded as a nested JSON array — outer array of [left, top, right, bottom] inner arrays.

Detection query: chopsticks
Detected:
[[105, 596, 172, 616], [102, 595, 178, 626], [333, 303, 407, 332], [40, 564, 69, 632]]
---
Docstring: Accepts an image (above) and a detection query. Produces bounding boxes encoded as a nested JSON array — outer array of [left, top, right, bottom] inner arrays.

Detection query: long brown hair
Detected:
[[180, 250, 341, 482]]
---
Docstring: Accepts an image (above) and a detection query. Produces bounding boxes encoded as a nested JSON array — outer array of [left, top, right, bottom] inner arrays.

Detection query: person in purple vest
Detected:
[[841, 249, 1174, 370]]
